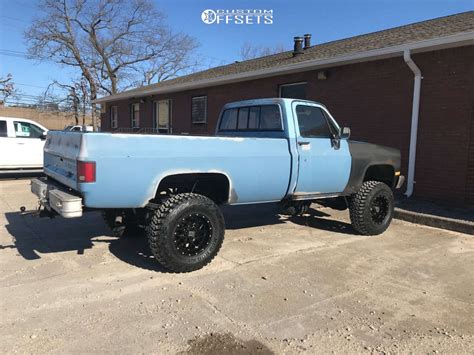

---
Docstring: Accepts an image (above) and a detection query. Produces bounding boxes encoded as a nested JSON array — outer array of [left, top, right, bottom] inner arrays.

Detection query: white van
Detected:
[[0, 116, 48, 171]]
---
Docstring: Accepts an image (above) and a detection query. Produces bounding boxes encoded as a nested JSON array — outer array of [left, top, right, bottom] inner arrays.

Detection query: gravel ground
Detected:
[[0, 179, 473, 354]]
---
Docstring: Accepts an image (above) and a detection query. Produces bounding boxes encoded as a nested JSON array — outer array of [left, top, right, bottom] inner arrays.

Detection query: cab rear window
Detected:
[[219, 105, 282, 131]]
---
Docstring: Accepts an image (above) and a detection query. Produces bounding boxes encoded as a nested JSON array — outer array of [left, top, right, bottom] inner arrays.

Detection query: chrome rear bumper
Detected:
[[31, 178, 83, 218]]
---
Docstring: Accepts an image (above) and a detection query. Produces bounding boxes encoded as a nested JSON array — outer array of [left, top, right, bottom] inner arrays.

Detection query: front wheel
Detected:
[[146, 193, 225, 273], [349, 181, 394, 235]]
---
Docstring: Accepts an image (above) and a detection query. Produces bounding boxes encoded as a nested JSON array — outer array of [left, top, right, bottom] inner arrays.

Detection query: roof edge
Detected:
[[95, 31, 474, 104]]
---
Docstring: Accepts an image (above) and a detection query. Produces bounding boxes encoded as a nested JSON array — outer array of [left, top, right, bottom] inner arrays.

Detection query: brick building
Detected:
[[96, 12, 474, 206]]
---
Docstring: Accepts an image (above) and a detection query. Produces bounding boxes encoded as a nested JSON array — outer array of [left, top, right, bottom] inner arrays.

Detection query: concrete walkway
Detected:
[[1, 179, 473, 354]]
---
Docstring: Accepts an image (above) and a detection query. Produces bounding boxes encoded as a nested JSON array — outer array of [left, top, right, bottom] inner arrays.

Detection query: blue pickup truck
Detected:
[[31, 98, 404, 272]]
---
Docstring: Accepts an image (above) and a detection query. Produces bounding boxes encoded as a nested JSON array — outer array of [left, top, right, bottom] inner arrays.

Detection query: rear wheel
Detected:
[[146, 193, 225, 273], [102, 210, 144, 238], [349, 181, 394, 235]]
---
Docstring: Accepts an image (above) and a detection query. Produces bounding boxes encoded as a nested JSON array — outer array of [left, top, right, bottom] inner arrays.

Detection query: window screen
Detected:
[[296, 105, 332, 138], [192, 96, 207, 123], [280, 83, 307, 99], [0, 120, 6, 137]]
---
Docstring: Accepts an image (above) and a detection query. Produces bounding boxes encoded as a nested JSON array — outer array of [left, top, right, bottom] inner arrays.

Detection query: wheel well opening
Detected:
[[156, 173, 230, 204], [364, 165, 395, 187]]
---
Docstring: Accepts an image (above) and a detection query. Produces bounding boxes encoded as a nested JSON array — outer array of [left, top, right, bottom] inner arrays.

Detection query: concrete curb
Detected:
[[394, 208, 474, 235]]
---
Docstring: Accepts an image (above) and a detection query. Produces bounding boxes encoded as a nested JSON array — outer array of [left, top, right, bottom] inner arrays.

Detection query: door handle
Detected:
[[16, 142, 25, 145], [298, 141, 310, 146]]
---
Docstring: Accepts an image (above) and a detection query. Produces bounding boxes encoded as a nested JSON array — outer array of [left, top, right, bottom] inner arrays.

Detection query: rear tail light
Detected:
[[77, 161, 96, 183]]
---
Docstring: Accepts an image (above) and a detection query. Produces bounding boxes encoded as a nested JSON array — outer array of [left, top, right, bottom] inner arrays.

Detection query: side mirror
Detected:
[[40, 132, 47, 140], [340, 127, 350, 139]]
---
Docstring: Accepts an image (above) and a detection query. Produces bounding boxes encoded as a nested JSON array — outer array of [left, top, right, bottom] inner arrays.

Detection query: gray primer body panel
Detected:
[[343, 141, 401, 195]]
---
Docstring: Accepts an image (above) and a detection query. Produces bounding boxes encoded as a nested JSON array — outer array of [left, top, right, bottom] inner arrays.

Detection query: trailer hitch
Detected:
[[19, 205, 56, 218]]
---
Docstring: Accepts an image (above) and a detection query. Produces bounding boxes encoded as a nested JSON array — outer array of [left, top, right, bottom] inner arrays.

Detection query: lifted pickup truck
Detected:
[[30, 98, 404, 272]]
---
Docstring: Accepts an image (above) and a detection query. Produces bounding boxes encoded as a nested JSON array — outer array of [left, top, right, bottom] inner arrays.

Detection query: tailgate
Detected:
[[43, 131, 84, 189]]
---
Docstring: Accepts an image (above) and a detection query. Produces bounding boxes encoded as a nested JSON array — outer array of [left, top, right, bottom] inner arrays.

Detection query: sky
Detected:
[[0, 0, 472, 103]]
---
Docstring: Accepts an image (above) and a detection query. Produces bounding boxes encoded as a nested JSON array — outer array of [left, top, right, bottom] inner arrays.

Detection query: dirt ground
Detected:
[[1, 179, 473, 354]]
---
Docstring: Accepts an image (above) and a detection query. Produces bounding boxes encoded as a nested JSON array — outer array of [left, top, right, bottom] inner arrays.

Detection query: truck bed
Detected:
[[44, 131, 293, 208]]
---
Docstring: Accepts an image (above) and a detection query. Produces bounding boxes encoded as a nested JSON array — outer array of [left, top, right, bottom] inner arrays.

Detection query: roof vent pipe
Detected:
[[304, 34, 311, 49], [403, 49, 422, 198], [293, 37, 304, 56]]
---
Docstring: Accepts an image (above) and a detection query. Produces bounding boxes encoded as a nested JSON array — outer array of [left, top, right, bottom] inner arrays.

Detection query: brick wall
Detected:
[[0, 106, 93, 130], [101, 45, 474, 206]]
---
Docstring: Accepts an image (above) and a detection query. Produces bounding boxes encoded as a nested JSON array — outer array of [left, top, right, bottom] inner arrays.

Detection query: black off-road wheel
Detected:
[[102, 210, 144, 238], [349, 181, 394, 235], [146, 193, 225, 273]]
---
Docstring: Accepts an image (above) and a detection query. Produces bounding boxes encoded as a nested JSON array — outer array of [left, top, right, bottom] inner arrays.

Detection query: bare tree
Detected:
[[43, 77, 90, 125], [135, 35, 199, 86], [240, 42, 287, 60], [25, 0, 198, 129], [0, 73, 17, 104]]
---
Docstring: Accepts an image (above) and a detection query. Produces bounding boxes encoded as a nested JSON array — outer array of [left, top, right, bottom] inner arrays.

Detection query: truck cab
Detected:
[[217, 99, 353, 198]]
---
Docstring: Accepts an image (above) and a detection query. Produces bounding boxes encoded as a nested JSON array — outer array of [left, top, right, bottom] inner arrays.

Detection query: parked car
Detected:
[[30, 98, 404, 272], [0, 116, 48, 171], [64, 124, 94, 132]]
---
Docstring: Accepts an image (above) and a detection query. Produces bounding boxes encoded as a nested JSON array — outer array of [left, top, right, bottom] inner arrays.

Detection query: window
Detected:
[[192, 96, 207, 123], [296, 105, 332, 138], [237, 107, 249, 129], [248, 107, 260, 129], [154, 100, 171, 133], [220, 108, 238, 130], [260, 105, 282, 130], [13, 121, 44, 138], [110, 106, 118, 129], [322, 110, 339, 137], [279, 82, 307, 99], [131, 103, 140, 128], [219, 105, 282, 131], [0, 120, 7, 137]]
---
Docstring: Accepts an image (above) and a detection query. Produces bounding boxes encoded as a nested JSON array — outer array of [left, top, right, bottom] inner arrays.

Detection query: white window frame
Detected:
[[110, 105, 118, 129], [191, 96, 207, 124], [278, 81, 307, 98], [131, 103, 140, 128], [154, 99, 172, 132]]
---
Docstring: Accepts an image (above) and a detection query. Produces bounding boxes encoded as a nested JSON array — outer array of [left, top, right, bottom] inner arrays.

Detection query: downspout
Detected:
[[403, 49, 422, 197]]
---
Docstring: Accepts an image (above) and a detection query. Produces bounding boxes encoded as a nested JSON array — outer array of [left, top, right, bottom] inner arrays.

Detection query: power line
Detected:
[[14, 82, 48, 89], [0, 15, 30, 24], [0, 48, 49, 60]]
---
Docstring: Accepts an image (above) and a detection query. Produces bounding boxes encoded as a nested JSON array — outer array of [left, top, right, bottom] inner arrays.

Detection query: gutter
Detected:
[[403, 50, 422, 198], [94, 31, 474, 104]]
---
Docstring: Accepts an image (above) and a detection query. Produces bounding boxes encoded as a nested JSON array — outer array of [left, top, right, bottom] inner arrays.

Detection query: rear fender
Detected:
[[151, 170, 233, 204]]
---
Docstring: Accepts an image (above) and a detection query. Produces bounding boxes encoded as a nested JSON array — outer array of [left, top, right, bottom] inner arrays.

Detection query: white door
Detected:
[[0, 119, 17, 168], [155, 100, 171, 133], [12, 120, 46, 168]]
